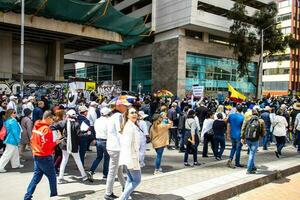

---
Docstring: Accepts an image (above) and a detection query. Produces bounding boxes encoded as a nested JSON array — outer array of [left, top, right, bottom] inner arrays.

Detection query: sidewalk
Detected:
[[1, 144, 299, 200], [58, 145, 300, 200]]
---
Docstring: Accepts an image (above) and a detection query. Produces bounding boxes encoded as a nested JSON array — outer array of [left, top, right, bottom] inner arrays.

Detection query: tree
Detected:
[[227, 0, 288, 80]]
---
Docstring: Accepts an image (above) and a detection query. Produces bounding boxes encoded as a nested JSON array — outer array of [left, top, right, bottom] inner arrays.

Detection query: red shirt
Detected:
[[30, 120, 57, 157]]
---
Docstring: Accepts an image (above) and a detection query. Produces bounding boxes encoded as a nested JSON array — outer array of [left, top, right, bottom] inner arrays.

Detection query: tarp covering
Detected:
[[0, 0, 150, 50]]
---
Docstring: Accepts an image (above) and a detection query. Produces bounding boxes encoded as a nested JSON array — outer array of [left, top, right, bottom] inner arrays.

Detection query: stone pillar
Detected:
[[177, 36, 187, 98], [152, 38, 179, 95], [0, 31, 13, 79], [47, 41, 64, 81], [203, 32, 209, 43]]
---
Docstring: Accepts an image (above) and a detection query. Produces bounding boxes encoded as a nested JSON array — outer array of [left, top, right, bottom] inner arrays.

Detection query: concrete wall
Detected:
[[0, 32, 64, 81], [0, 32, 13, 79], [155, 0, 192, 33], [123, 44, 152, 60]]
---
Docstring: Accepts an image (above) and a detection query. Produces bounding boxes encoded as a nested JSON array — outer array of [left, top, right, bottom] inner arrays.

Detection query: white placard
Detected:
[[192, 85, 204, 97], [76, 82, 85, 90]]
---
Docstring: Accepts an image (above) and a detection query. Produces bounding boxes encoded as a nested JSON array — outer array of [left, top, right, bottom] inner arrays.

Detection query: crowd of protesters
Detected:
[[0, 92, 300, 199]]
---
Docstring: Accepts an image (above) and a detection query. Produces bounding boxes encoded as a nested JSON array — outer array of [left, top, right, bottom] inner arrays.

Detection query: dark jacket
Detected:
[[167, 108, 178, 127], [77, 114, 90, 136], [261, 111, 271, 130], [195, 106, 208, 126], [212, 119, 226, 137], [32, 107, 44, 124], [51, 119, 81, 153]]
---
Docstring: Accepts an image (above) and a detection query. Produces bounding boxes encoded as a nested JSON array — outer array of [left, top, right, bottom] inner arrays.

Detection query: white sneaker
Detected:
[[12, 164, 24, 169], [0, 168, 7, 173], [153, 170, 163, 175], [58, 178, 67, 184]]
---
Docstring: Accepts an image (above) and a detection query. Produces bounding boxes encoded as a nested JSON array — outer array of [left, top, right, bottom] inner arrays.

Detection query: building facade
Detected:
[[262, 0, 300, 96], [110, 0, 272, 97]]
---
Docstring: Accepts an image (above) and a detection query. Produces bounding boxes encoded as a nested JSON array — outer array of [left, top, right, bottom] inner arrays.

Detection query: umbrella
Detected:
[[155, 89, 174, 98], [109, 95, 136, 106]]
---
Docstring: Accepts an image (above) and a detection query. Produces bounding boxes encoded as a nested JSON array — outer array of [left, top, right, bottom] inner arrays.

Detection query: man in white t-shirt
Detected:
[[88, 107, 111, 181], [104, 102, 129, 200]]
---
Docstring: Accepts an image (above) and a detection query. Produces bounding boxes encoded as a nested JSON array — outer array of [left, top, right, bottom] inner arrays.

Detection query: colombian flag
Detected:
[[228, 83, 246, 103]]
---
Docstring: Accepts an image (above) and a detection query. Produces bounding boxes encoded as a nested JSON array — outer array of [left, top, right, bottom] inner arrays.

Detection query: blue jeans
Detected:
[[246, 140, 259, 172], [213, 135, 225, 158], [262, 129, 271, 150], [24, 156, 57, 200], [155, 147, 164, 170], [89, 139, 110, 176], [119, 168, 141, 200], [79, 135, 89, 166], [229, 138, 243, 166]]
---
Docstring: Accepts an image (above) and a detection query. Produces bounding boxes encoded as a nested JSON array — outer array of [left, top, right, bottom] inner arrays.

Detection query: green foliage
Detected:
[[227, 0, 288, 77]]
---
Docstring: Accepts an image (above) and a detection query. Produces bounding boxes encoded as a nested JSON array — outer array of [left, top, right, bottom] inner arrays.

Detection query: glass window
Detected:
[[186, 53, 257, 95], [132, 56, 152, 93]]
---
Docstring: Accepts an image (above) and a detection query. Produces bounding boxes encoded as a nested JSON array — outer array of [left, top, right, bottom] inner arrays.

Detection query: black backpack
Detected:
[[245, 116, 260, 141]]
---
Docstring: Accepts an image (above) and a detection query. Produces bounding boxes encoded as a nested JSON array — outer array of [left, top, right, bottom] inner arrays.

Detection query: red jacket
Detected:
[[30, 120, 57, 157]]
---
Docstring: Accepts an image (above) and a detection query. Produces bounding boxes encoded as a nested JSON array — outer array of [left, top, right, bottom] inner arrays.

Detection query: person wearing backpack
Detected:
[[241, 109, 265, 174], [272, 109, 288, 158]]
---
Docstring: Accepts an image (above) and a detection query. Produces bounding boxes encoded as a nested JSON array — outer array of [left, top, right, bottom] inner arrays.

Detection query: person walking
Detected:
[[7, 95, 18, 112], [183, 110, 200, 166], [88, 107, 111, 181], [150, 113, 173, 174], [212, 113, 227, 160], [201, 112, 215, 158], [167, 102, 179, 150], [24, 111, 62, 200], [32, 101, 45, 124], [137, 111, 149, 168], [86, 101, 98, 151], [241, 109, 265, 174], [294, 112, 300, 153], [227, 105, 244, 168], [118, 107, 141, 200], [272, 109, 288, 158], [53, 109, 89, 183], [261, 106, 272, 150], [104, 102, 128, 200], [77, 105, 90, 167], [0, 109, 23, 172], [19, 108, 33, 161]]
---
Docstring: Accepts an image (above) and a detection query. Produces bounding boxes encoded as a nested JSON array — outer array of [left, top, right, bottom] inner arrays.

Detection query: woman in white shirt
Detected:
[[272, 109, 288, 158], [201, 112, 215, 158], [119, 107, 141, 200]]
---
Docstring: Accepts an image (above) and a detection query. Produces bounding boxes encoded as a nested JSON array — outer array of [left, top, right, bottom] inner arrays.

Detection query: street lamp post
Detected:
[[20, 0, 25, 97], [257, 24, 276, 99], [137, 83, 142, 97]]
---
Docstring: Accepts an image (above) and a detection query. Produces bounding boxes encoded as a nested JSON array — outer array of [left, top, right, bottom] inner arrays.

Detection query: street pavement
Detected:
[[229, 172, 300, 200], [0, 142, 299, 200]]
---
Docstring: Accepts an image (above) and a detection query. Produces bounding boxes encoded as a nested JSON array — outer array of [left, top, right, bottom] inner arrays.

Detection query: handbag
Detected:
[[0, 125, 7, 141], [206, 128, 214, 136]]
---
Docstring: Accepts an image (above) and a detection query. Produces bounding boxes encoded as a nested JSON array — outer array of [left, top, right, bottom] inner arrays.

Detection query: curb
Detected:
[[188, 160, 300, 200]]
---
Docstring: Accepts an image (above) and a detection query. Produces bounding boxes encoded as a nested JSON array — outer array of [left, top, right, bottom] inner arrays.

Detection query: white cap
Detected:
[[78, 105, 88, 113], [22, 98, 28, 103], [28, 96, 35, 101], [9, 95, 17, 100], [138, 111, 149, 119], [101, 107, 111, 116], [66, 109, 77, 118], [90, 101, 98, 107]]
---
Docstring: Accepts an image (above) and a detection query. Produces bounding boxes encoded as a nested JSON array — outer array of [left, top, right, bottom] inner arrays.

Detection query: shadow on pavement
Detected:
[[131, 191, 185, 200], [58, 190, 96, 200]]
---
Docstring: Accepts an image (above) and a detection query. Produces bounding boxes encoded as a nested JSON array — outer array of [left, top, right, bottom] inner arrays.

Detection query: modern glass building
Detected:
[[76, 64, 113, 82], [186, 53, 257, 95], [132, 56, 152, 93]]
